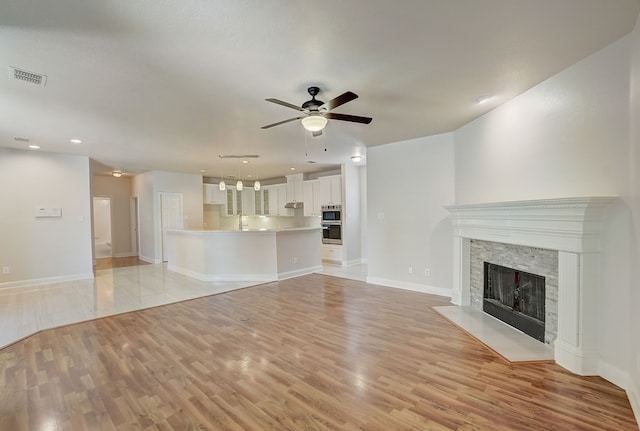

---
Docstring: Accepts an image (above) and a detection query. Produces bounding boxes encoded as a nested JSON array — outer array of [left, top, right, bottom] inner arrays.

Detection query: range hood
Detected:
[[284, 201, 304, 209]]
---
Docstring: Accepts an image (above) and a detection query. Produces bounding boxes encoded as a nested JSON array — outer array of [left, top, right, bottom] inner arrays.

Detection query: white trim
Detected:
[[366, 276, 452, 298], [113, 251, 138, 258], [0, 272, 94, 289], [278, 265, 323, 280], [629, 376, 640, 428], [167, 264, 276, 282], [597, 361, 640, 426], [343, 258, 364, 267], [139, 254, 161, 264]]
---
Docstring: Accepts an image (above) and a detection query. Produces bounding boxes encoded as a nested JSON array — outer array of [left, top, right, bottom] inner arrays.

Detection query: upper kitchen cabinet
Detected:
[[263, 184, 288, 216], [225, 187, 243, 215], [318, 175, 342, 206], [241, 188, 255, 216], [286, 173, 304, 203], [303, 179, 322, 216], [254, 188, 270, 215], [203, 183, 226, 205]]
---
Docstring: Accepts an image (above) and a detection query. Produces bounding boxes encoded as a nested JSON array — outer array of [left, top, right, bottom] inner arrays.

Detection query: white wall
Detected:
[[92, 175, 134, 257], [360, 166, 368, 263], [628, 12, 640, 420], [367, 133, 455, 296], [454, 36, 630, 204], [343, 162, 362, 265], [453, 33, 639, 411], [132, 170, 203, 263], [0, 149, 93, 286], [132, 171, 155, 262]]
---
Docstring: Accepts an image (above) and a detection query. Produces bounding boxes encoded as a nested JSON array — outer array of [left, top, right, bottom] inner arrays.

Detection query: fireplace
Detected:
[[483, 262, 545, 342], [446, 197, 616, 375]]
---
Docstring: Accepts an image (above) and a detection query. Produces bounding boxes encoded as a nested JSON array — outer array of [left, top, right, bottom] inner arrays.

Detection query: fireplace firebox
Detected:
[[483, 262, 545, 342]]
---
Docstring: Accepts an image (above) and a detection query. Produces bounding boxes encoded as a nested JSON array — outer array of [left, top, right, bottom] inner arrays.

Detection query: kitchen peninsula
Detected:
[[165, 227, 322, 282]]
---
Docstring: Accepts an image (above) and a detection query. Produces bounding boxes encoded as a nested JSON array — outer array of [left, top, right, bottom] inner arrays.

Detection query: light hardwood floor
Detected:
[[0, 274, 636, 430]]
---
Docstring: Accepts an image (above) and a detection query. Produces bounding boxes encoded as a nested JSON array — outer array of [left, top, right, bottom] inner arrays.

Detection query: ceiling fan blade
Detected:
[[312, 130, 323, 137], [325, 112, 372, 124], [324, 91, 358, 110], [265, 98, 305, 112], [261, 116, 304, 129]]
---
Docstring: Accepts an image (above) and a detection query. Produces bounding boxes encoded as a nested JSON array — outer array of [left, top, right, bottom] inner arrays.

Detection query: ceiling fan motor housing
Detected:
[[302, 86, 323, 111]]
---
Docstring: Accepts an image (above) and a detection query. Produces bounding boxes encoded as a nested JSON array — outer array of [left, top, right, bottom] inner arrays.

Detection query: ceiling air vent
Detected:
[[9, 66, 47, 86], [14, 137, 31, 143]]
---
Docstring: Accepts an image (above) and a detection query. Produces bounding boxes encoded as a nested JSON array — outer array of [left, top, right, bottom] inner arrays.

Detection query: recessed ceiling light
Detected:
[[200, 169, 206, 173], [289, 167, 296, 171], [247, 174, 253, 178], [475, 95, 492, 105], [70, 139, 82, 144], [28, 144, 40, 149], [242, 160, 249, 164]]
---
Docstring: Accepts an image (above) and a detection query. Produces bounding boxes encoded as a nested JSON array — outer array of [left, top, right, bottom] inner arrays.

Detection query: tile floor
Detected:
[[0, 262, 367, 350], [0, 264, 264, 349]]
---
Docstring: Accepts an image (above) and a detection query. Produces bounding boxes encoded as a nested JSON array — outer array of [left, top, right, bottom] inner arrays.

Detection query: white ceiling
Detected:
[[1, 0, 638, 181]]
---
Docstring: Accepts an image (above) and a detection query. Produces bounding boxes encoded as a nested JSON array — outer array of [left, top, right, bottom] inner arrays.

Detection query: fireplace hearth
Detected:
[[483, 262, 545, 342]]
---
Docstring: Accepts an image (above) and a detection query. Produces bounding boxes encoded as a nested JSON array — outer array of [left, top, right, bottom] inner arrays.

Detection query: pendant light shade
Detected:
[[301, 115, 327, 132], [219, 180, 226, 191], [236, 180, 243, 191], [254, 180, 261, 191]]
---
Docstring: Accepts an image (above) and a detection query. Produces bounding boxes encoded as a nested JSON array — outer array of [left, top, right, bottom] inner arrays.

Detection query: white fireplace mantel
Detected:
[[446, 196, 617, 376]]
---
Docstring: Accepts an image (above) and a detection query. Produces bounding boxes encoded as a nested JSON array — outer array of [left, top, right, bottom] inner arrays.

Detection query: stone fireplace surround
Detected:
[[446, 197, 616, 376]]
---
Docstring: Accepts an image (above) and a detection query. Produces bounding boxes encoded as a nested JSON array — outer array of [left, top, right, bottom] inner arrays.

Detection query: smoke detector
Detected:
[[9, 66, 47, 86]]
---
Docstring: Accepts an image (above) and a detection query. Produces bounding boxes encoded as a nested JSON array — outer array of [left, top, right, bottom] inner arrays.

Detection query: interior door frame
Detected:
[[130, 196, 140, 257], [159, 192, 184, 262]]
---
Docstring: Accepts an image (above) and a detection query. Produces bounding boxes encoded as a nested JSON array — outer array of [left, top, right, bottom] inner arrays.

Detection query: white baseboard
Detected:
[[365, 276, 452, 298], [139, 255, 161, 264], [629, 376, 640, 429], [0, 272, 95, 290], [113, 251, 138, 258], [344, 258, 364, 267], [278, 265, 323, 280], [598, 361, 640, 428], [167, 264, 277, 282]]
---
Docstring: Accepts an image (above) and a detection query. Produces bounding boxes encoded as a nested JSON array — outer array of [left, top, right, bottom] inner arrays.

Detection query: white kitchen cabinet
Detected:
[[264, 184, 288, 216], [303, 179, 321, 216], [322, 244, 343, 263], [286, 173, 304, 202], [203, 184, 226, 205], [254, 188, 270, 215], [318, 175, 342, 205], [241, 188, 255, 216], [225, 187, 243, 215]]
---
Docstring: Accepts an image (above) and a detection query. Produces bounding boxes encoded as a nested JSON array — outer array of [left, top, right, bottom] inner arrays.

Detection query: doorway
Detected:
[[93, 197, 112, 258]]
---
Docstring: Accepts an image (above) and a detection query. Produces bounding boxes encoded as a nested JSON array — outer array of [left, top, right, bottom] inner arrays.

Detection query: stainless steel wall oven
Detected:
[[321, 204, 342, 244]]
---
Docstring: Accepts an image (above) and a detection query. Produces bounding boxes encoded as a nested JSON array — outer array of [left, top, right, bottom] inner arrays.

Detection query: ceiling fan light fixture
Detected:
[[301, 115, 327, 132]]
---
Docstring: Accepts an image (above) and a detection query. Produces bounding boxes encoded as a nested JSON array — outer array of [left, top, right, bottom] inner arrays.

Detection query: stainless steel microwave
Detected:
[[321, 204, 341, 222]]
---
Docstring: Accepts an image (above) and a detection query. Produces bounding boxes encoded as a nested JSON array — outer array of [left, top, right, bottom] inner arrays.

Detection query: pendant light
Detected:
[[219, 167, 226, 191]]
